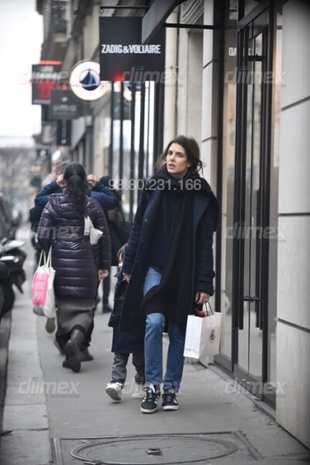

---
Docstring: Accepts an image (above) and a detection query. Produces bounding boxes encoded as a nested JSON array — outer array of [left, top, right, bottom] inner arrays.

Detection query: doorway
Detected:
[[219, 3, 280, 408]]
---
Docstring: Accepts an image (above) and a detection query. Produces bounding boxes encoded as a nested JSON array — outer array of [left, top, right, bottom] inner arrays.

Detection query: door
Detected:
[[232, 7, 274, 404]]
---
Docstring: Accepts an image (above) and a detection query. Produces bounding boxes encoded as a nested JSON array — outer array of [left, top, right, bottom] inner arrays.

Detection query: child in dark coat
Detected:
[[105, 244, 145, 401]]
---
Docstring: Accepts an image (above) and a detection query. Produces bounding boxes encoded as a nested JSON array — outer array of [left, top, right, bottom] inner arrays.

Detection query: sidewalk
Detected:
[[1, 231, 310, 464]]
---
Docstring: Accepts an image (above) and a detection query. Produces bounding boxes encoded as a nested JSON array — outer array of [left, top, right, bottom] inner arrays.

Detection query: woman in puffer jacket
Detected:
[[37, 162, 111, 373]]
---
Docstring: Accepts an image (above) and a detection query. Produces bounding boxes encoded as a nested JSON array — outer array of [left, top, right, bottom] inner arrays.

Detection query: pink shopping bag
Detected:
[[32, 248, 56, 318]]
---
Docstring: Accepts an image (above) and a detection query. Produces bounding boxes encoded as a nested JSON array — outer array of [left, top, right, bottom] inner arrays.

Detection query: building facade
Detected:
[[36, 0, 310, 448]]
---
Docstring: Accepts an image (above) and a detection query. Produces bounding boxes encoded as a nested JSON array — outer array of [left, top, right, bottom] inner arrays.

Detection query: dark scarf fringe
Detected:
[[141, 173, 195, 324]]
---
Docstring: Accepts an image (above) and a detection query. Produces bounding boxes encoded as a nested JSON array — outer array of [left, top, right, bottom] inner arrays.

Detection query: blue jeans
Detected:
[[143, 267, 186, 392]]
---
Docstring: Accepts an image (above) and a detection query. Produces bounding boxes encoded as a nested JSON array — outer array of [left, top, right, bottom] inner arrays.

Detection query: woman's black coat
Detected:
[[37, 193, 111, 300], [121, 178, 219, 331]]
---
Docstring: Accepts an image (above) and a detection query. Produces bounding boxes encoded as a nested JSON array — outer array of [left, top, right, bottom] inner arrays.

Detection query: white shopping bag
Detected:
[[184, 305, 222, 363]]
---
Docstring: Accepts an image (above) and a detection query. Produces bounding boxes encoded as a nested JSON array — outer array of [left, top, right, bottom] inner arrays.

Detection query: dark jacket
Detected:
[[121, 173, 219, 330], [37, 193, 111, 300], [108, 270, 144, 354], [35, 180, 119, 211]]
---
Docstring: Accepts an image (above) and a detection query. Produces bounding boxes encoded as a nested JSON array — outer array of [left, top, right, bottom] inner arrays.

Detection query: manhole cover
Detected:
[[70, 434, 237, 464], [53, 431, 263, 464]]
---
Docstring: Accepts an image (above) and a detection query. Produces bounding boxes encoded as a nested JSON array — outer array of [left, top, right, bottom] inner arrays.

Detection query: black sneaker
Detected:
[[140, 384, 161, 414], [162, 390, 179, 411]]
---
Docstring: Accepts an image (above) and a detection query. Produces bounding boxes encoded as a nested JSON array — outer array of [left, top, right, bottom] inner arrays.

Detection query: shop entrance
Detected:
[[219, 3, 280, 409], [232, 7, 276, 406]]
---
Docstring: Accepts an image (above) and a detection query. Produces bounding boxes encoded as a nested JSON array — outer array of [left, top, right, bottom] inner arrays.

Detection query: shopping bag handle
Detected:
[[38, 248, 52, 267], [194, 301, 215, 317], [205, 301, 215, 315]]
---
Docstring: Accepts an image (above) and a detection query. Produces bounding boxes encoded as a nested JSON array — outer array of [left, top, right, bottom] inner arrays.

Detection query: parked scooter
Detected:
[[0, 261, 9, 322], [0, 237, 27, 314]]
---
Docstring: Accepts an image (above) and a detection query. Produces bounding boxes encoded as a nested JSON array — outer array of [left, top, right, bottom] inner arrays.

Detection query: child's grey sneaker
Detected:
[[131, 382, 145, 399], [140, 384, 161, 413], [162, 390, 179, 411], [105, 382, 123, 401]]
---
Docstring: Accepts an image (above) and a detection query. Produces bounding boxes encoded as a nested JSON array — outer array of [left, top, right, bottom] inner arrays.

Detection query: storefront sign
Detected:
[[69, 61, 108, 100], [32, 62, 62, 105], [56, 120, 71, 146], [48, 90, 85, 119], [99, 17, 165, 82]]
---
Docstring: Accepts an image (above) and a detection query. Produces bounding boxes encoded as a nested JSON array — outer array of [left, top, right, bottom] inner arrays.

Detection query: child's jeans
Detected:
[[110, 352, 145, 386]]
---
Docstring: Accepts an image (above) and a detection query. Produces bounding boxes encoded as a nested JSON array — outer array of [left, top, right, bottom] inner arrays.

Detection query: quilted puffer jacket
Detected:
[[37, 193, 111, 299]]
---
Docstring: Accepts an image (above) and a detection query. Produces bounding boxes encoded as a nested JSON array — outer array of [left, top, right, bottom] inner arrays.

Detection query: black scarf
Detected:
[[141, 167, 202, 325]]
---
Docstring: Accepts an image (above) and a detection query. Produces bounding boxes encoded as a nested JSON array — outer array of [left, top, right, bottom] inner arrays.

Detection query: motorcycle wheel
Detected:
[[2, 286, 15, 314]]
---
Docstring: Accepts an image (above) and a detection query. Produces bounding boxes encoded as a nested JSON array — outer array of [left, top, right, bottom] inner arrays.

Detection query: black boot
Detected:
[[63, 329, 84, 373], [79, 348, 94, 362]]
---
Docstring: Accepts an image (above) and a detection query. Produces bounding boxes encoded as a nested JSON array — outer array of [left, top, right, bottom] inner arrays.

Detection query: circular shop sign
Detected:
[[69, 61, 106, 100]]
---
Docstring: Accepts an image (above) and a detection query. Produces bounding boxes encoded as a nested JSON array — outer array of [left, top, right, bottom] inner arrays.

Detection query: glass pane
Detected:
[[229, 0, 238, 20], [238, 34, 263, 378], [221, 26, 238, 359], [267, 12, 282, 390], [248, 33, 263, 378]]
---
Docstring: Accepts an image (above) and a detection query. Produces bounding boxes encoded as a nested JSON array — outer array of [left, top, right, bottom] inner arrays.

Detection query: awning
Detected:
[[142, 0, 184, 43]]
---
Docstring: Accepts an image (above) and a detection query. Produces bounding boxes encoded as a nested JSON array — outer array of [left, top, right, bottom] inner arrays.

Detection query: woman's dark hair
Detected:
[[63, 162, 88, 216], [99, 176, 122, 201], [117, 243, 127, 263], [155, 135, 204, 172]]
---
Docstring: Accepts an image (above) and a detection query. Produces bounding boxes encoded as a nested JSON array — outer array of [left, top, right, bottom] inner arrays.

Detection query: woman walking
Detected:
[[121, 135, 219, 413], [37, 162, 111, 373]]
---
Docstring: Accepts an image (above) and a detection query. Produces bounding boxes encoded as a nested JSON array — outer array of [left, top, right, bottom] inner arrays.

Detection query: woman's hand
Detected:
[[87, 174, 97, 189], [98, 269, 109, 280], [195, 291, 210, 305], [56, 174, 66, 187], [123, 273, 131, 283]]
